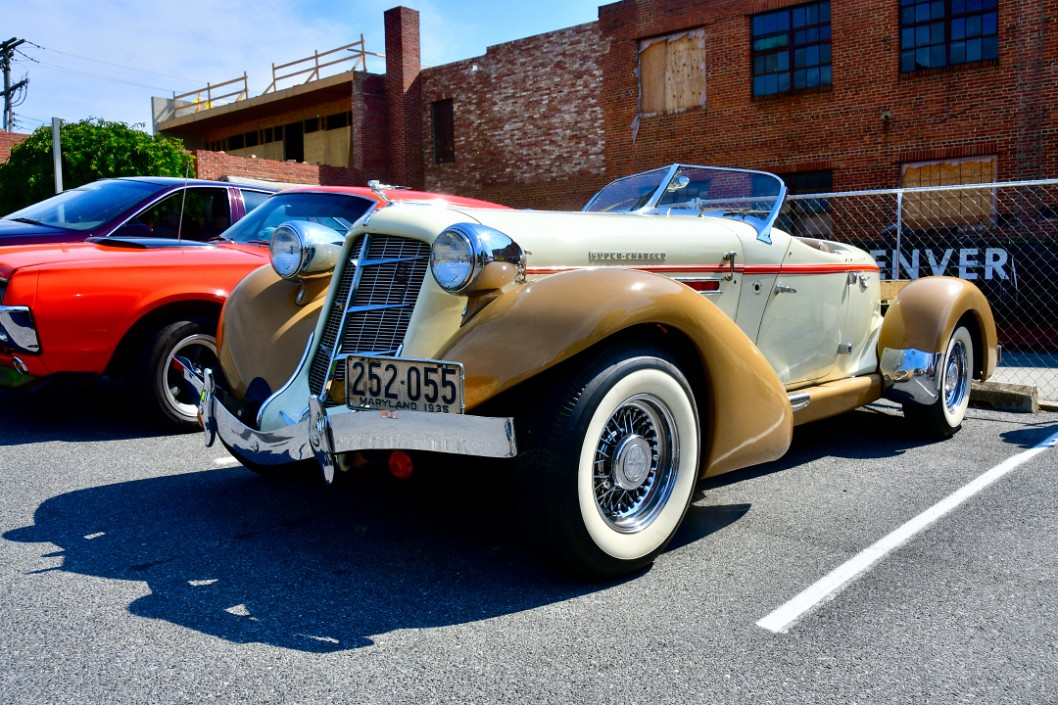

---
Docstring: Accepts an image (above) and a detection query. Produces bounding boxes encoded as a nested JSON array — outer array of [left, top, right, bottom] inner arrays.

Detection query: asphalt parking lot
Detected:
[[1, 384, 1056, 704]]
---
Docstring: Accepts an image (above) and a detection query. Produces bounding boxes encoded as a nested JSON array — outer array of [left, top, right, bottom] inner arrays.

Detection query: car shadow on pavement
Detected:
[[0, 379, 174, 444], [3, 458, 746, 652], [700, 402, 928, 490]]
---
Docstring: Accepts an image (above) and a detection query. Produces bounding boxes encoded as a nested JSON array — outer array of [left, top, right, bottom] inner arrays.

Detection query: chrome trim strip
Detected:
[[0, 305, 40, 353], [788, 393, 811, 412], [879, 347, 942, 406]]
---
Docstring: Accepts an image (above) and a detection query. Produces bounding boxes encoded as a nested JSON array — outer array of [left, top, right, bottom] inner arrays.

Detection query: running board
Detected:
[[787, 375, 884, 426]]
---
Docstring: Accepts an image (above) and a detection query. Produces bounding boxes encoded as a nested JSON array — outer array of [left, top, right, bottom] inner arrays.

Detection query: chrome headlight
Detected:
[[270, 221, 343, 281], [430, 223, 524, 295]]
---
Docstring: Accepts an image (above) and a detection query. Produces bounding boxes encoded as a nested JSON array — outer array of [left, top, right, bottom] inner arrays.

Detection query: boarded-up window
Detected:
[[900, 156, 996, 228], [639, 30, 706, 115], [432, 99, 455, 164]]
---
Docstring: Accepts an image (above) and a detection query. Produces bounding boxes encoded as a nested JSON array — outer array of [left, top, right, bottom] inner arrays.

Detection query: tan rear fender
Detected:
[[879, 275, 999, 381]]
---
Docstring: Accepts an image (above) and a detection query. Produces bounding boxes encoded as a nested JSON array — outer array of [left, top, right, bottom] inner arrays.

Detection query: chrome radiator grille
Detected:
[[308, 234, 431, 398]]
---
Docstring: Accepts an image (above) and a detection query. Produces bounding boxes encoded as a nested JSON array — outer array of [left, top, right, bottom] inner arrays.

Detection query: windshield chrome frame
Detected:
[[583, 163, 788, 244]]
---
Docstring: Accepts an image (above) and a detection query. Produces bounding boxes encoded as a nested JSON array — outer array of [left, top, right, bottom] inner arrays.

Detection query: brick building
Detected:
[[154, 0, 1056, 211]]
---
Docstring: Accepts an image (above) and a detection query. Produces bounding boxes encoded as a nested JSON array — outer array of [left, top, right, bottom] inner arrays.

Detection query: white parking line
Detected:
[[757, 428, 1058, 634]]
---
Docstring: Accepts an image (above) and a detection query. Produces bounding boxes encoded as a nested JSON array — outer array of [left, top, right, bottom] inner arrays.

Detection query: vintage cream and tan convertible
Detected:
[[178, 165, 997, 579]]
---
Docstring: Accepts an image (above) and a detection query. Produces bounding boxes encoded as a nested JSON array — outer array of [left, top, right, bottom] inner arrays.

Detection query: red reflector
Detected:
[[388, 451, 414, 479], [685, 280, 720, 292]]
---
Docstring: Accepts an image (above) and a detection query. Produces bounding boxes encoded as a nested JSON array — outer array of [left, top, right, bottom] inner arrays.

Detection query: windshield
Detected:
[[2, 179, 162, 231], [222, 192, 376, 244], [583, 164, 787, 242]]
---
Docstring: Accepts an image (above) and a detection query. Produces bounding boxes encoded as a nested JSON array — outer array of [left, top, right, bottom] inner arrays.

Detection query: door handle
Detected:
[[774, 283, 797, 295], [722, 251, 737, 281]]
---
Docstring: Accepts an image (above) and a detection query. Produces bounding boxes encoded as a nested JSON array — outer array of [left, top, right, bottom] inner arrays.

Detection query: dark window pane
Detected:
[[931, 21, 945, 44], [982, 35, 998, 60], [952, 18, 965, 40], [983, 12, 997, 35], [951, 41, 966, 63], [901, 51, 916, 72], [966, 37, 982, 62], [931, 44, 947, 66], [432, 99, 455, 164]]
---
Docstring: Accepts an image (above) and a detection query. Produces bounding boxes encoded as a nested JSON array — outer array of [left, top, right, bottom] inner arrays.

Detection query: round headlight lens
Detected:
[[270, 224, 305, 280], [431, 228, 475, 292]]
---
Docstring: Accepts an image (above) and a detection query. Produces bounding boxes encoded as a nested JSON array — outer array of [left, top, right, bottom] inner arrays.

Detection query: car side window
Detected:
[[130, 188, 231, 240], [241, 189, 271, 214]]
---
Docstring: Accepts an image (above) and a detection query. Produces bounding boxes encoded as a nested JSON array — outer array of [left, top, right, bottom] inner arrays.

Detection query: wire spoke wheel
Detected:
[[903, 324, 974, 438], [517, 342, 700, 579], [592, 395, 679, 534]]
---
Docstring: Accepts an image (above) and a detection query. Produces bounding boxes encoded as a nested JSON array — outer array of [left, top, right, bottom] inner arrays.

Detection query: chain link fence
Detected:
[[784, 180, 1058, 403]]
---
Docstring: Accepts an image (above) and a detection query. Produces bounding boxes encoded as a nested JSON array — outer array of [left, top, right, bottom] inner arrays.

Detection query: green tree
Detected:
[[0, 118, 192, 214]]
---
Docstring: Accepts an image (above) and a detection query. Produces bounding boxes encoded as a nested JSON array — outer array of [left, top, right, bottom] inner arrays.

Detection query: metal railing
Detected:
[[785, 180, 1058, 402], [170, 74, 249, 117], [162, 37, 382, 122], [263, 36, 384, 93]]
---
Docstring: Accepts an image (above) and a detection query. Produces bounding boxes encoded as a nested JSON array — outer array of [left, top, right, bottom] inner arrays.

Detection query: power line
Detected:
[[16, 39, 202, 85]]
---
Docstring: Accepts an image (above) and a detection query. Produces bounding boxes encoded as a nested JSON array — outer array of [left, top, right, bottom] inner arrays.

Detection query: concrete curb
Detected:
[[970, 381, 1039, 413]]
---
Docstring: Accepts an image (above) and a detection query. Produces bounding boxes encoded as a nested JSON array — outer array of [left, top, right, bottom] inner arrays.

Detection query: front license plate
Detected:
[[345, 356, 464, 413]]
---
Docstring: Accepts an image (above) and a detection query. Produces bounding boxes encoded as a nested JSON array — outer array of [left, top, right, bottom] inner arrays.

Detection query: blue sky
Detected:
[[5, 0, 602, 134]]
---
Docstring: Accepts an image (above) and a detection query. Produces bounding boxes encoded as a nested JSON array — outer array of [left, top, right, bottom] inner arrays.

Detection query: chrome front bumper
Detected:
[[879, 347, 943, 406], [178, 362, 517, 483]]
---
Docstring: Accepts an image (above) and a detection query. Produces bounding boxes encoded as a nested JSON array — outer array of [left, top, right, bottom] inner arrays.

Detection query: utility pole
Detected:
[[1, 37, 28, 131]]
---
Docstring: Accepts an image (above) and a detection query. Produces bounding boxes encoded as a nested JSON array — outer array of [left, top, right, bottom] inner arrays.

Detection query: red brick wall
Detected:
[[193, 150, 366, 187], [0, 131, 30, 163], [420, 23, 609, 210], [597, 0, 1057, 191]]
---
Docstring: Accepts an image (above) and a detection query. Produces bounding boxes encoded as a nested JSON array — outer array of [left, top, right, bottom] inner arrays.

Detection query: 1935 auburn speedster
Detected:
[[180, 165, 997, 579]]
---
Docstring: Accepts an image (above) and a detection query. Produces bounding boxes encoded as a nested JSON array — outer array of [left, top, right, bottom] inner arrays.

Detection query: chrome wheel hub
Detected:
[[593, 395, 679, 534], [943, 339, 968, 413], [613, 435, 652, 490]]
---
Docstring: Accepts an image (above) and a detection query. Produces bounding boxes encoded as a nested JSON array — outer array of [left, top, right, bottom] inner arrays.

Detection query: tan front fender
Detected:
[[438, 268, 793, 478], [218, 265, 330, 398], [879, 276, 998, 380]]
